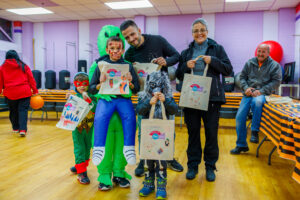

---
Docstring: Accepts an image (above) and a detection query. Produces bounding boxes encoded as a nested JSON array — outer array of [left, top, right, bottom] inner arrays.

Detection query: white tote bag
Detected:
[[140, 101, 174, 161], [56, 95, 92, 131], [133, 62, 161, 91], [179, 64, 212, 111], [98, 62, 130, 95]]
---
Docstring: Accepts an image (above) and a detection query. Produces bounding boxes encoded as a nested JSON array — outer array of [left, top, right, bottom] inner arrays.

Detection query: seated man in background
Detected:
[[230, 44, 282, 154]]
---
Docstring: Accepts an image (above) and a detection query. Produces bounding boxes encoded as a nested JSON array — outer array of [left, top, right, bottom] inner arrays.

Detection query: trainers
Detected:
[[77, 172, 90, 185], [19, 130, 26, 137], [156, 177, 167, 199], [113, 177, 130, 188], [12, 129, 19, 133], [167, 159, 183, 172], [186, 168, 198, 180], [123, 145, 136, 165], [250, 131, 259, 143], [230, 146, 249, 155], [70, 166, 77, 174], [206, 169, 216, 182], [98, 183, 112, 191], [139, 174, 155, 197], [135, 160, 145, 177]]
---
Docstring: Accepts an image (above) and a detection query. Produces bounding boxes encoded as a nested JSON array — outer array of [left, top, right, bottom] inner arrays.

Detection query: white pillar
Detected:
[[33, 23, 45, 88], [263, 11, 278, 41], [78, 20, 90, 70], [13, 21, 22, 54]]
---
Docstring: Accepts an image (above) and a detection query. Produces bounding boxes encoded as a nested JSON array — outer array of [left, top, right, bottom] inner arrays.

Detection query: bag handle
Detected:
[[190, 55, 209, 77], [150, 59, 162, 71], [191, 63, 209, 77], [149, 100, 167, 120]]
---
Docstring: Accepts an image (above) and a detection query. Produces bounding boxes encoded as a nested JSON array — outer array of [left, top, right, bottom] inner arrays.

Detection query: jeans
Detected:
[[235, 95, 266, 147], [7, 97, 30, 131]]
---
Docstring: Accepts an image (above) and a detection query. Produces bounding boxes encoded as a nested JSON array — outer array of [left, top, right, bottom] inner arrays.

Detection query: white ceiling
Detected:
[[0, 0, 298, 22]]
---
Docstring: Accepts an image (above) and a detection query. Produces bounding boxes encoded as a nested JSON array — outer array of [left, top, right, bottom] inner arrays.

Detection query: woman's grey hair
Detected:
[[191, 18, 208, 31]]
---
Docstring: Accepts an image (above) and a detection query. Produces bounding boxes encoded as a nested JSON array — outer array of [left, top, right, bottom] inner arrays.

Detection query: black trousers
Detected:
[[7, 97, 30, 131], [146, 160, 167, 178], [184, 102, 221, 170]]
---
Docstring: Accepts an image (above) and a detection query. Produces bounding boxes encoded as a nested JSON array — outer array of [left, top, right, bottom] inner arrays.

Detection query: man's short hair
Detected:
[[120, 20, 138, 31], [106, 36, 124, 49], [191, 18, 208, 31]]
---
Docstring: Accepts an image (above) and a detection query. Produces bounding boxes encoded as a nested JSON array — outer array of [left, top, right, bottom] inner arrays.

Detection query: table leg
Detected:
[[256, 136, 267, 158], [268, 146, 277, 165]]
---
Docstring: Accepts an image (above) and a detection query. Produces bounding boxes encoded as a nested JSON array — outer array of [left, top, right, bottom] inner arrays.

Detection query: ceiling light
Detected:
[[226, 0, 270, 2], [105, 0, 153, 10], [6, 7, 53, 15]]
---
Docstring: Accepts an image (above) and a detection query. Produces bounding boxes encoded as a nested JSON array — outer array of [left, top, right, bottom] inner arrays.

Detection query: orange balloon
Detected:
[[30, 95, 44, 109]]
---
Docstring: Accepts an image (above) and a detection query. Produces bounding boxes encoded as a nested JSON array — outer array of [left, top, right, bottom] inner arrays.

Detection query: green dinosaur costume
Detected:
[[89, 25, 131, 186]]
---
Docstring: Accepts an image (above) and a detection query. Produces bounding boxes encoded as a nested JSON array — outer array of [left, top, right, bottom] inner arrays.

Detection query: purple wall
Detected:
[[89, 18, 125, 61], [278, 8, 295, 66], [44, 21, 79, 79], [158, 14, 201, 56], [22, 22, 33, 69], [215, 11, 264, 74]]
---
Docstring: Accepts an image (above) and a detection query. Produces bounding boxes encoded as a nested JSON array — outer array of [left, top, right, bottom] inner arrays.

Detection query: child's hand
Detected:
[[126, 72, 132, 82], [82, 92, 92, 103], [158, 93, 165, 102], [65, 92, 71, 99], [150, 96, 158, 105], [100, 73, 106, 83]]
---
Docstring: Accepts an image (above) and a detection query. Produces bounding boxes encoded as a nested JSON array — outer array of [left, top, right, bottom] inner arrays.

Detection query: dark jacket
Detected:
[[136, 97, 178, 120], [240, 56, 282, 95], [89, 55, 140, 95], [175, 38, 233, 104]]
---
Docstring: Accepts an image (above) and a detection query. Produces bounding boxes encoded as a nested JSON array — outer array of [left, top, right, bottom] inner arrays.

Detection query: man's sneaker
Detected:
[[156, 177, 167, 199], [206, 169, 216, 182], [139, 174, 155, 197], [186, 168, 198, 180], [19, 130, 26, 137], [12, 129, 19, 133], [70, 166, 77, 174], [250, 131, 259, 143], [98, 183, 112, 191], [167, 159, 183, 172], [112, 177, 130, 188], [77, 172, 90, 185], [135, 160, 145, 177], [230, 146, 249, 155]]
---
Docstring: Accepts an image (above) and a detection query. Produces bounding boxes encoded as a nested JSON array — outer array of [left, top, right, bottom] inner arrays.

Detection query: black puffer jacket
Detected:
[[175, 38, 233, 104]]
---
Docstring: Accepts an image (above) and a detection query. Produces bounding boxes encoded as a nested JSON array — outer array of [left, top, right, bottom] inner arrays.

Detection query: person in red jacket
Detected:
[[0, 50, 38, 137]]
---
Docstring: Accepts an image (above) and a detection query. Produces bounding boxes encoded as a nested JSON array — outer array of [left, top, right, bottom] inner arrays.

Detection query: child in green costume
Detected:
[[89, 25, 134, 191], [69, 72, 96, 185]]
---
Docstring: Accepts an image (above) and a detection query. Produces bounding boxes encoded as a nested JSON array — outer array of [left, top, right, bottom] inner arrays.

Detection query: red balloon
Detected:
[[255, 40, 283, 63]]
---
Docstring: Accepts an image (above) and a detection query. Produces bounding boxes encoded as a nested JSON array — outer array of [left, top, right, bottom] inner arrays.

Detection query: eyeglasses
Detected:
[[192, 29, 207, 34]]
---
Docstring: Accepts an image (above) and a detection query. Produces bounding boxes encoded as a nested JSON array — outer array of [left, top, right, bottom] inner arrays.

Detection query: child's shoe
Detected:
[[92, 147, 105, 165], [113, 177, 130, 188], [123, 145, 136, 165], [98, 183, 112, 191], [12, 129, 19, 133], [19, 130, 26, 137], [70, 166, 77, 174], [139, 174, 155, 197], [77, 171, 90, 184], [135, 159, 145, 177], [156, 177, 167, 199]]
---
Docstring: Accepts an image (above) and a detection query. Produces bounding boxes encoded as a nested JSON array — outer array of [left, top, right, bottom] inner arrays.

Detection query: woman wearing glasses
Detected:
[[175, 18, 233, 182]]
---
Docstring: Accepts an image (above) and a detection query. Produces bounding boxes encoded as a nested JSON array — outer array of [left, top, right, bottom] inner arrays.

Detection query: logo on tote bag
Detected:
[[149, 131, 165, 140], [107, 69, 121, 77], [137, 69, 148, 77], [190, 84, 204, 92]]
